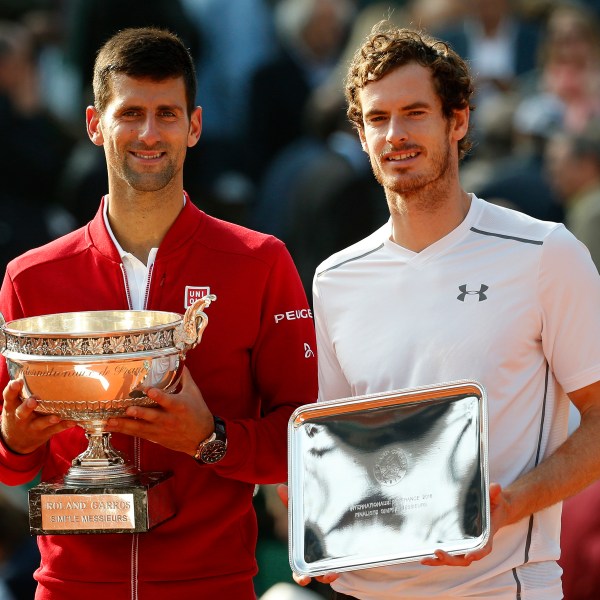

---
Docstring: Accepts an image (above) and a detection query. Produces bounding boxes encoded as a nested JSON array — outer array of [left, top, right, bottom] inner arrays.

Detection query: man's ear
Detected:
[[358, 126, 368, 153], [451, 106, 470, 143], [188, 106, 202, 148], [86, 106, 104, 146]]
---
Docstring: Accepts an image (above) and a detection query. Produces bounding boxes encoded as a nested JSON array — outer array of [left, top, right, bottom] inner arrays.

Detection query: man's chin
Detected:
[[378, 175, 426, 195], [124, 174, 174, 193]]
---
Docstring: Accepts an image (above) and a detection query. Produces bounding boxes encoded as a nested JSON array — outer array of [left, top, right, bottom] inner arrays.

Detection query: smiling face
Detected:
[[358, 62, 468, 205], [86, 73, 202, 195]]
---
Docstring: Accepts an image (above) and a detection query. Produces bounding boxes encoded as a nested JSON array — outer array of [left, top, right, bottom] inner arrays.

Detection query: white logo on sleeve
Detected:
[[274, 308, 313, 323]]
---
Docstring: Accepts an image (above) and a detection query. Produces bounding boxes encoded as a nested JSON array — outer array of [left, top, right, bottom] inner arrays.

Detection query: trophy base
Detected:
[[28, 472, 175, 535]]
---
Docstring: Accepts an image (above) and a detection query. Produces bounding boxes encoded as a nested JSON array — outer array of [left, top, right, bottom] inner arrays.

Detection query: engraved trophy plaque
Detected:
[[288, 380, 489, 575], [0, 295, 216, 535]]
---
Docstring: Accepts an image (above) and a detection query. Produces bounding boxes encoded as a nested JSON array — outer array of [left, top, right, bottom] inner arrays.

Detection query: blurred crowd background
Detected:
[[1, 0, 600, 598]]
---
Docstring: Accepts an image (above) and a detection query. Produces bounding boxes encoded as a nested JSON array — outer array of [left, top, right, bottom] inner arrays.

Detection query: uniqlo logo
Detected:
[[184, 286, 211, 308]]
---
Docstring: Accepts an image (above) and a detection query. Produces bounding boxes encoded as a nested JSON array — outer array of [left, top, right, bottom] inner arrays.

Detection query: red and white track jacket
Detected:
[[0, 196, 317, 598]]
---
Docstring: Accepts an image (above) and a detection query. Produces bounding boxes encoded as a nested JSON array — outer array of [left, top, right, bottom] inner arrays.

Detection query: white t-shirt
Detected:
[[313, 195, 600, 599]]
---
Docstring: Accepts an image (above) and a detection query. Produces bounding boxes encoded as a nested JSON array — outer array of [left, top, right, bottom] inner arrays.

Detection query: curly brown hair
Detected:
[[345, 23, 475, 160]]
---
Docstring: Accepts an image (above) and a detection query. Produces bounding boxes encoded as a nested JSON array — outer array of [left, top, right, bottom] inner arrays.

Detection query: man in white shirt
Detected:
[[290, 22, 600, 600]]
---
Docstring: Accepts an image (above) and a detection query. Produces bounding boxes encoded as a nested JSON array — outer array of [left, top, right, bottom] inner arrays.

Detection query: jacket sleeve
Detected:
[[0, 268, 46, 485], [212, 244, 318, 484]]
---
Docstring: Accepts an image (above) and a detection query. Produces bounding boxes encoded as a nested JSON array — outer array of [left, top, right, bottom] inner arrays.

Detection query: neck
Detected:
[[106, 185, 184, 264], [388, 184, 472, 253]]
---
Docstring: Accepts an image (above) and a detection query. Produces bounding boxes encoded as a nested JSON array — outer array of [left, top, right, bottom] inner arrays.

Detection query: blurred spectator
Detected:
[[179, 0, 277, 225], [516, 2, 600, 134], [464, 91, 564, 221], [408, 0, 466, 31], [245, 0, 356, 184], [182, 0, 275, 143], [0, 18, 76, 273], [458, 90, 517, 193], [559, 479, 600, 600], [460, 1, 600, 224], [28, 4, 84, 130], [434, 0, 542, 126], [251, 121, 330, 242], [545, 121, 600, 270], [543, 1, 600, 131]]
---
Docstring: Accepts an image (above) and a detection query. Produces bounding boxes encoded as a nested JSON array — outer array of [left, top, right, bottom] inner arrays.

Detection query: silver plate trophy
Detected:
[[0, 295, 216, 534], [288, 380, 489, 575]]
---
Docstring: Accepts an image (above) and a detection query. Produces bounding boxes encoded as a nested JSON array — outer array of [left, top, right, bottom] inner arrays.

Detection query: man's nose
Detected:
[[138, 116, 161, 145], [386, 116, 408, 145]]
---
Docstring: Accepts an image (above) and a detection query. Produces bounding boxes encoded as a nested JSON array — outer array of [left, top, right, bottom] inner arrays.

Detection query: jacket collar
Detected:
[[86, 192, 205, 261]]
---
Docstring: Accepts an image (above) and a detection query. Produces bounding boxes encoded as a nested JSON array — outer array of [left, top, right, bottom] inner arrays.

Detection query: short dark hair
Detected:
[[345, 23, 475, 160], [93, 27, 197, 116]]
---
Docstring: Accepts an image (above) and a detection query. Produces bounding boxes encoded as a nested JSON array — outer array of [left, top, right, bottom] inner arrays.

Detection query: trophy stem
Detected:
[[64, 425, 138, 486]]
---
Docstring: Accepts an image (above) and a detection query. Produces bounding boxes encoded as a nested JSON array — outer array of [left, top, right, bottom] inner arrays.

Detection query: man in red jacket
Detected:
[[0, 27, 317, 599]]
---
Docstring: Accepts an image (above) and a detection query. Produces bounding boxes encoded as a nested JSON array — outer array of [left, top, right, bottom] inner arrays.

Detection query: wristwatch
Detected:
[[193, 416, 227, 464]]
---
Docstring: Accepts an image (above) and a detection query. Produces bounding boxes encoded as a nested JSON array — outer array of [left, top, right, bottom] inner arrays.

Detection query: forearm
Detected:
[[502, 404, 600, 527], [214, 403, 298, 484]]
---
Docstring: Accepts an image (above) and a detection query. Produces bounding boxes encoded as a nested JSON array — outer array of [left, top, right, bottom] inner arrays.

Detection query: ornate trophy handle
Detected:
[[173, 294, 217, 356]]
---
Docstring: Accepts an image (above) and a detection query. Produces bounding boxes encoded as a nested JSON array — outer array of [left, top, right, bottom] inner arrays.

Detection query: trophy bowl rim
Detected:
[[1, 309, 184, 338]]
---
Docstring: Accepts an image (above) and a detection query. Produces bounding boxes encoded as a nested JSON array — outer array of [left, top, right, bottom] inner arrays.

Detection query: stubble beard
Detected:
[[121, 161, 177, 192], [371, 137, 454, 214]]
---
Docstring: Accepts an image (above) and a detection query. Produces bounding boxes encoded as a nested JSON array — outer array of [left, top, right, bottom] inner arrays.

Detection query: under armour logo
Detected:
[[304, 343, 315, 358], [457, 284, 488, 302]]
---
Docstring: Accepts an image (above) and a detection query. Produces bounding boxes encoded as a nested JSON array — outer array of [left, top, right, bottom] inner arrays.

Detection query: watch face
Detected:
[[201, 440, 227, 464]]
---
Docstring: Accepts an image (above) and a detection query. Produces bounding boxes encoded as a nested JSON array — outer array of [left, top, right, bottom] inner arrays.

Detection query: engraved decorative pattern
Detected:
[[35, 396, 159, 419], [130, 334, 146, 352], [32, 338, 45, 354], [108, 336, 127, 354], [66, 338, 85, 354], [87, 338, 105, 355], [4, 328, 177, 357], [148, 331, 162, 349], [47, 338, 63, 356]]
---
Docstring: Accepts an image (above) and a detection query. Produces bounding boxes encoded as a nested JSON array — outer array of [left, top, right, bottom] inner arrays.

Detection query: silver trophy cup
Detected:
[[0, 296, 216, 533]]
